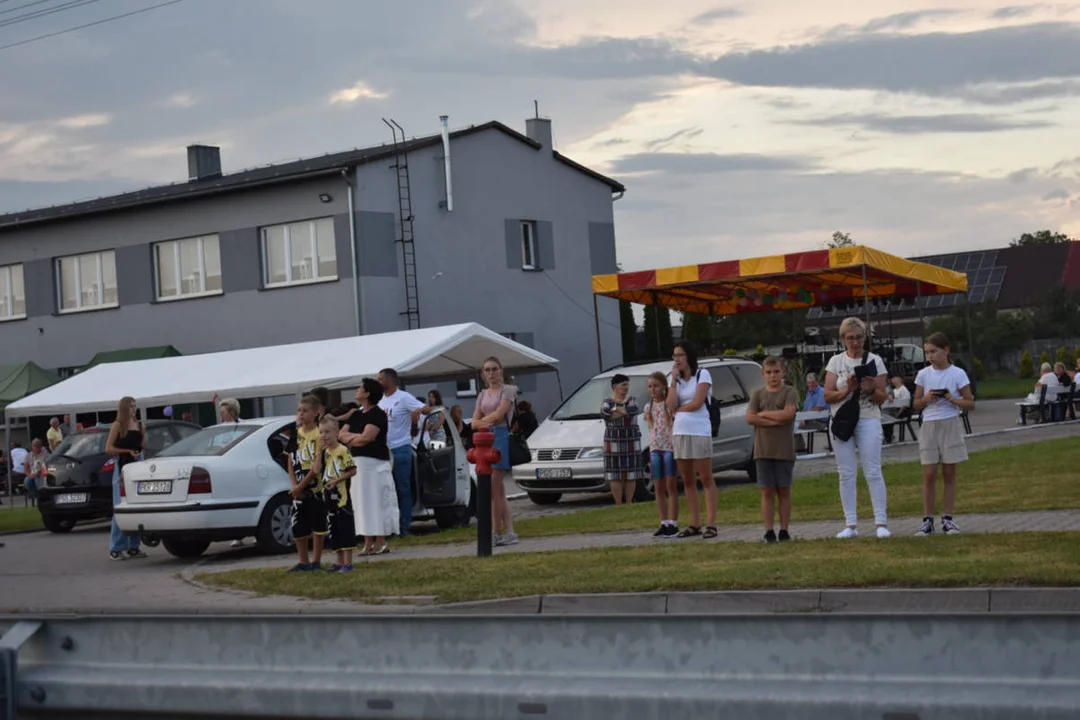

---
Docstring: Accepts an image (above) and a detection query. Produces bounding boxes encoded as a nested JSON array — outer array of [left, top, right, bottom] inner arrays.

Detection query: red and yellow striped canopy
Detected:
[[592, 246, 968, 315]]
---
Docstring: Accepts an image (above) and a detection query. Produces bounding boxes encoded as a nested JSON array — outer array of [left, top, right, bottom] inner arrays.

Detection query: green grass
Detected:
[[199, 532, 1080, 604], [396, 437, 1080, 547], [0, 507, 43, 533], [977, 375, 1037, 400]]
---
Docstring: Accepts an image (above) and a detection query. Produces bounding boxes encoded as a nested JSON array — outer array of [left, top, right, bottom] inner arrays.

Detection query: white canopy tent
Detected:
[[4, 323, 559, 418]]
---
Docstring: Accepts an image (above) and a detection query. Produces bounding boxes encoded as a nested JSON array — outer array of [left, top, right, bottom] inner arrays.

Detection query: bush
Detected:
[[1074, 347, 1080, 367], [1039, 350, 1051, 369], [1019, 350, 1034, 378], [755, 343, 766, 357], [1057, 347, 1068, 365], [723, 348, 738, 356], [972, 357, 985, 380]]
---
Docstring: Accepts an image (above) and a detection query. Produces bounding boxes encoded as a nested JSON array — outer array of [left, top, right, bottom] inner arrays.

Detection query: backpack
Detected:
[[696, 370, 722, 438]]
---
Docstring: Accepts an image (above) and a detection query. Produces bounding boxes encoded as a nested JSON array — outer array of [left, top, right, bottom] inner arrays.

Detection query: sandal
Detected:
[[676, 526, 702, 539], [703, 525, 718, 540], [373, 545, 390, 555]]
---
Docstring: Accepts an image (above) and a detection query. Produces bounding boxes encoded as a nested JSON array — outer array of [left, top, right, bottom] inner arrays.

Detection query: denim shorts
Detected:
[[492, 425, 511, 471], [650, 450, 676, 480]]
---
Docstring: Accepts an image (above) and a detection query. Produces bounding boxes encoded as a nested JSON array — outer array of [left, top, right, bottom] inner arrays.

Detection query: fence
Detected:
[[3, 613, 1080, 719]]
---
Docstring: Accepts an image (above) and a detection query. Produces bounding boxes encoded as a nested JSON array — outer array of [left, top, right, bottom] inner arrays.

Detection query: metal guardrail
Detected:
[[2, 613, 1079, 719]]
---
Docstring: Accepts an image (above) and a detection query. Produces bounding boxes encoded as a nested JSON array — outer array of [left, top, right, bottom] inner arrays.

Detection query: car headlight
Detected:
[[579, 448, 604, 459]]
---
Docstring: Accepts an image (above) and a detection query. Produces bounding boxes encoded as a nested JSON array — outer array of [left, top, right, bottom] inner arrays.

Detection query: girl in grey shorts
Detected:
[[912, 332, 976, 536]]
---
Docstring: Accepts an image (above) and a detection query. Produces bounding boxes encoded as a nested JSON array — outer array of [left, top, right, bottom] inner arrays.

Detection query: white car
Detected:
[[114, 412, 474, 559]]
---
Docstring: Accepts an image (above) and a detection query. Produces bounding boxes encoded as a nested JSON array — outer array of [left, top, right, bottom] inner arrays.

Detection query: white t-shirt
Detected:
[[891, 385, 911, 407], [671, 368, 713, 437], [1037, 372, 1060, 388], [916, 364, 970, 422], [378, 389, 424, 449], [825, 352, 887, 420], [9, 447, 27, 475]]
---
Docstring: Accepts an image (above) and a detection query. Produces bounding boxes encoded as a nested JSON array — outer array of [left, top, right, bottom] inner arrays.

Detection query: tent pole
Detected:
[[861, 264, 871, 342], [3, 411, 9, 500], [652, 292, 661, 357], [592, 293, 603, 373], [916, 280, 925, 339], [963, 292, 975, 363], [554, 368, 564, 401]]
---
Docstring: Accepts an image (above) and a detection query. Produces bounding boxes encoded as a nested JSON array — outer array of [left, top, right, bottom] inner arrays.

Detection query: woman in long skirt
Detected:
[[601, 373, 643, 505], [339, 378, 399, 554]]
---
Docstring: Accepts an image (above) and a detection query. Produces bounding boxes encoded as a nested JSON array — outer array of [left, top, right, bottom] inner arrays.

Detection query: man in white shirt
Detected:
[[9, 442, 27, 499], [377, 368, 430, 536]]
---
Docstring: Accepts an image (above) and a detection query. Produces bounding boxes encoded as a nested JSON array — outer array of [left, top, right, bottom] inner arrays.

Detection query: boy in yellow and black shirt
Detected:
[[313, 415, 357, 572], [288, 394, 327, 571]]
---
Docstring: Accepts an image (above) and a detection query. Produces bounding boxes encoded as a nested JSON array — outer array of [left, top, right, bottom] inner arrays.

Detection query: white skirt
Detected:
[[353, 456, 401, 538]]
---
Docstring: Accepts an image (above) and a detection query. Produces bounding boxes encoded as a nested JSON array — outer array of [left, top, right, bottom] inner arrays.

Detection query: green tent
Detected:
[[82, 345, 181, 370], [0, 362, 61, 411]]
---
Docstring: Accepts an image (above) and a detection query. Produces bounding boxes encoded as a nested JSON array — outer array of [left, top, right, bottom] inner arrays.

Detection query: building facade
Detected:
[[0, 119, 626, 418]]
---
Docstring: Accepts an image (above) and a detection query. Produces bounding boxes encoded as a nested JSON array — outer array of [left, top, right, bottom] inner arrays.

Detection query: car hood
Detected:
[[527, 418, 606, 449]]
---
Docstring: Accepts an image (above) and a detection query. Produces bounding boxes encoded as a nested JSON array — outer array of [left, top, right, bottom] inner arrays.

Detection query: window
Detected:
[[731, 363, 765, 396], [0, 264, 26, 321], [154, 235, 222, 300], [56, 251, 117, 312], [707, 365, 748, 405], [456, 378, 478, 398], [520, 221, 537, 270], [261, 217, 337, 287]]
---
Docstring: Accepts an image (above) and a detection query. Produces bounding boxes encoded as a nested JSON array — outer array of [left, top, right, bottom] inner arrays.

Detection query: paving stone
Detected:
[[667, 590, 821, 614], [425, 595, 543, 614], [819, 588, 990, 613], [540, 592, 667, 614], [990, 588, 1080, 612]]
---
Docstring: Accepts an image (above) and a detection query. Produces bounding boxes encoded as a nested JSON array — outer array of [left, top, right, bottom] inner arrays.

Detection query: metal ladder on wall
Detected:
[[383, 118, 421, 330]]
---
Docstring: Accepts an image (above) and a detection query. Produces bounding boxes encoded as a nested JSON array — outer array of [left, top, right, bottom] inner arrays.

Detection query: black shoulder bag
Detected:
[[829, 351, 870, 442]]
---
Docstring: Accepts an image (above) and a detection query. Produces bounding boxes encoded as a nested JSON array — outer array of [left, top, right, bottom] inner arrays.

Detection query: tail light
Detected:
[[189, 466, 212, 494], [101, 457, 116, 474]]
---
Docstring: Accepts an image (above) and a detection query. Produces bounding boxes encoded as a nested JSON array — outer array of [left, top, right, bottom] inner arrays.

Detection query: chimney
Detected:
[[187, 144, 222, 181], [525, 117, 552, 153]]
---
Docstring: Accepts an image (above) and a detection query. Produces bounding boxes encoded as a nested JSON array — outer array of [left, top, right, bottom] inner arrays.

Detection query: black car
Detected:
[[36, 420, 202, 533]]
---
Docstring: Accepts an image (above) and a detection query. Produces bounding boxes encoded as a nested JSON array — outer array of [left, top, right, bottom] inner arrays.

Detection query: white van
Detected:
[[513, 357, 765, 505]]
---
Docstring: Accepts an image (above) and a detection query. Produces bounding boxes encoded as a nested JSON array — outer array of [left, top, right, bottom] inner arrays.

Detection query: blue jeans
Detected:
[[110, 465, 140, 554], [390, 445, 413, 535]]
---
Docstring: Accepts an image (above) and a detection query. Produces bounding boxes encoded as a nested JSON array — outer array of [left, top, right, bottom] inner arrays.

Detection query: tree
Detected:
[[1019, 350, 1034, 378], [681, 311, 712, 348], [1030, 285, 1080, 340], [1057, 347, 1069, 365], [1039, 350, 1051, 368], [642, 305, 659, 359], [657, 306, 675, 358], [927, 300, 1034, 368], [619, 300, 637, 362], [826, 231, 855, 249], [1010, 230, 1074, 247]]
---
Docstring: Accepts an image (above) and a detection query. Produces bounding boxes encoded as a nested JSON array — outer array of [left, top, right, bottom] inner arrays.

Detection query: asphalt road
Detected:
[[0, 398, 1072, 614]]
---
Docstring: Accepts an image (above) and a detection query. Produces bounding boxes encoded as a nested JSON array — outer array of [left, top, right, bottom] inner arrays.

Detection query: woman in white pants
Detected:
[[824, 317, 890, 539]]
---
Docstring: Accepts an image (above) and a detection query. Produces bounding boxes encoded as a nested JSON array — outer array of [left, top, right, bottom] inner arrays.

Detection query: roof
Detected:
[[83, 345, 181, 370], [592, 246, 968, 316], [0, 121, 624, 230], [0, 362, 60, 410]]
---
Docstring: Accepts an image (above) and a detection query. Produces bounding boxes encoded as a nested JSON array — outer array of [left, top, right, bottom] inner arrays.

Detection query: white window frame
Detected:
[[153, 235, 222, 302], [0, 264, 26, 322], [456, 378, 478, 398], [261, 217, 337, 288], [520, 220, 537, 271], [56, 251, 117, 314]]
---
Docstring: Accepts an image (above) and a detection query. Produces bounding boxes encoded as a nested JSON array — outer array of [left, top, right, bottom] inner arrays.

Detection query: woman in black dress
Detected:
[[105, 396, 147, 561], [339, 378, 398, 554]]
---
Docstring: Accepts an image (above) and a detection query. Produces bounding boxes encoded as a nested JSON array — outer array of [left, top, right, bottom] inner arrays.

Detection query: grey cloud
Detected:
[[692, 7, 744, 23], [791, 112, 1053, 134], [593, 137, 630, 148], [645, 127, 704, 150], [991, 5, 1047, 19], [1043, 188, 1070, 200], [1008, 167, 1038, 183], [955, 79, 1080, 104], [610, 151, 815, 174], [860, 10, 962, 32]]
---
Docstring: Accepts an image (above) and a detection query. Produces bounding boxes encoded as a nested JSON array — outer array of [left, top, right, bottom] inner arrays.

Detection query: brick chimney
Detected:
[[187, 144, 222, 181]]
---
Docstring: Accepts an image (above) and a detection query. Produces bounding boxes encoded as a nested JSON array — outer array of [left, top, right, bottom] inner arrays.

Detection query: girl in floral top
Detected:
[[644, 371, 679, 538], [600, 373, 643, 505]]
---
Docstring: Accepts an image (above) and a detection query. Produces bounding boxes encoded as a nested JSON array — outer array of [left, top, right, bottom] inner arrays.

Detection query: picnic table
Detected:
[[795, 410, 831, 454]]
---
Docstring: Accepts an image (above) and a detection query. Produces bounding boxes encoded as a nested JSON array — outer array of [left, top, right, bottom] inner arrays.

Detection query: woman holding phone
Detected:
[[667, 341, 718, 539], [105, 396, 148, 560]]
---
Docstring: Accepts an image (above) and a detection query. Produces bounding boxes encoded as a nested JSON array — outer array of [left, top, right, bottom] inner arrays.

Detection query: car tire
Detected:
[[527, 491, 562, 505], [433, 481, 477, 530], [41, 514, 75, 534], [162, 538, 211, 559], [257, 493, 295, 554]]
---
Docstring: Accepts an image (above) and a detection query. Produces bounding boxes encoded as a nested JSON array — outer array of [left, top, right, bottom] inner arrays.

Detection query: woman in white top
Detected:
[[666, 341, 718, 539], [823, 317, 890, 539], [1035, 363, 1059, 391]]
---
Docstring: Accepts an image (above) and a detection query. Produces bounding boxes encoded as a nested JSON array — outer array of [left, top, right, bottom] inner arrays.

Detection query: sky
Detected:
[[1, 0, 1079, 272]]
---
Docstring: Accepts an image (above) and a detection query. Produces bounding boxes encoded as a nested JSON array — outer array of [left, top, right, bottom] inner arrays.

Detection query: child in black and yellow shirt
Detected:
[[288, 394, 326, 571], [313, 415, 357, 572]]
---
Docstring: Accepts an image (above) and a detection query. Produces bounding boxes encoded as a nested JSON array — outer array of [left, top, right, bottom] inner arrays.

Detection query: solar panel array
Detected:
[[807, 249, 1006, 320]]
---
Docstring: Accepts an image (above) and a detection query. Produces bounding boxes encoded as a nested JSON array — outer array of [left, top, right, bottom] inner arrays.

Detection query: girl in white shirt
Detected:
[[912, 332, 975, 536], [666, 341, 717, 539]]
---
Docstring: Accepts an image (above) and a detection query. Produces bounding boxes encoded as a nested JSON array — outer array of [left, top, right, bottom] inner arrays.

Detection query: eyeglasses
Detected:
[[672, 352, 687, 358], [844, 334, 865, 341], [483, 367, 500, 373]]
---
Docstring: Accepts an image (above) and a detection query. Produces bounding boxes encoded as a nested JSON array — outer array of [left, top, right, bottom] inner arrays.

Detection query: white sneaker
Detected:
[[876, 526, 891, 539], [230, 539, 245, 548], [836, 527, 858, 539], [502, 531, 520, 546]]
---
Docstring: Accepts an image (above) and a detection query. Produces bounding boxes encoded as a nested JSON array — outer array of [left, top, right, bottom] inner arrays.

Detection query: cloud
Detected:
[[692, 7, 744, 24], [164, 93, 197, 108], [954, 79, 1080, 104], [644, 126, 704, 150], [859, 10, 962, 32], [610, 151, 815, 175], [791, 112, 1053, 134], [329, 80, 390, 104], [1043, 187, 1070, 200], [593, 137, 630, 148], [54, 114, 111, 129], [991, 5, 1047, 19], [1008, 167, 1039, 183]]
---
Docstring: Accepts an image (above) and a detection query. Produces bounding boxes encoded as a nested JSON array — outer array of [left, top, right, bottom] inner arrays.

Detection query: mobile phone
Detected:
[[931, 389, 948, 398]]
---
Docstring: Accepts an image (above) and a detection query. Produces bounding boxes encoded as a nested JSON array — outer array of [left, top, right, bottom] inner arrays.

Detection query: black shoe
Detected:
[[658, 524, 678, 539], [652, 525, 666, 538], [778, 529, 791, 542], [763, 529, 777, 543], [916, 517, 934, 536]]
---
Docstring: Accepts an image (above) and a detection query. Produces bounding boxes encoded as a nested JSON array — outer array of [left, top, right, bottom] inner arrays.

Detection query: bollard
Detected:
[[466, 429, 500, 558]]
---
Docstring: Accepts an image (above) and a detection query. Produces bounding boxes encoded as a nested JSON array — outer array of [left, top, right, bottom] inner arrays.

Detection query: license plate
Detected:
[[137, 480, 173, 495], [536, 468, 572, 480], [55, 492, 88, 505]]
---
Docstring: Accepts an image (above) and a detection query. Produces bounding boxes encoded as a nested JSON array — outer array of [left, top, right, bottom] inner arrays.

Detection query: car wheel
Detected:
[[162, 538, 211, 559], [41, 514, 75, 534], [433, 505, 469, 530], [527, 491, 562, 505], [257, 494, 295, 554]]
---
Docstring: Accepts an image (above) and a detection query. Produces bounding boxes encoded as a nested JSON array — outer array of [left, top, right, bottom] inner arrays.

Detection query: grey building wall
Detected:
[[0, 124, 623, 419]]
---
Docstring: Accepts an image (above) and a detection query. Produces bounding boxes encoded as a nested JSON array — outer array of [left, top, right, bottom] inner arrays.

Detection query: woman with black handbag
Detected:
[[473, 356, 520, 547], [824, 317, 890, 539]]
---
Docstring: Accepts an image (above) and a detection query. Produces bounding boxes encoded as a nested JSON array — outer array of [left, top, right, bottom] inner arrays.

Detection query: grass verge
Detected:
[[0, 507, 43, 533], [398, 437, 1080, 547], [198, 532, 1080, 604], [976, 376, 1036, 400]]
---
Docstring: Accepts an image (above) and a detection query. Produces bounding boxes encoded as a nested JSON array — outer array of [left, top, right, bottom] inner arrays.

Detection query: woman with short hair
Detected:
[[340, 378, 398, 555]]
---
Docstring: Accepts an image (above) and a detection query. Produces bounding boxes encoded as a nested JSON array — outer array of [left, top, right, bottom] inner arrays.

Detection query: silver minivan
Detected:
[[514, 357, 765, 505]]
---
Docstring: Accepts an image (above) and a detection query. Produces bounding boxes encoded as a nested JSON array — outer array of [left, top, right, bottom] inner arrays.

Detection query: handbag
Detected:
[[506, 388, 531, 466], [829, 350, 870, 442]]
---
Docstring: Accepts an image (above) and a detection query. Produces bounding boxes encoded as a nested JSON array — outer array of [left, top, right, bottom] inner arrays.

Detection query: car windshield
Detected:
[[156, 425, 256, 457], [550, 375, 652, 421], [50, 431, 107, 459]]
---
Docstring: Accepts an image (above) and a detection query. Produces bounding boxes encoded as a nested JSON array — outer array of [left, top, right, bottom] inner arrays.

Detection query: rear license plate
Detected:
[[137, 480, 173, 495], [536, 468, 572, 480], [55, 492, 88, 505]]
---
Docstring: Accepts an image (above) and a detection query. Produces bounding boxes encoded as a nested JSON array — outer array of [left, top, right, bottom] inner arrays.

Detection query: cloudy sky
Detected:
[[2, 0, 1078, 270]]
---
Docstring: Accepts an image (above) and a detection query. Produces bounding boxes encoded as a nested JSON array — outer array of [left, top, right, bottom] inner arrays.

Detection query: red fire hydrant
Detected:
[[467, 429, 500, 557]]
